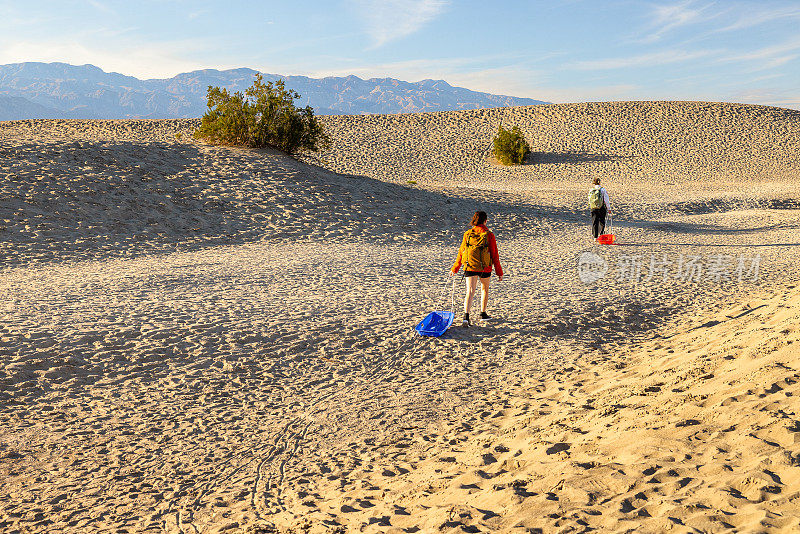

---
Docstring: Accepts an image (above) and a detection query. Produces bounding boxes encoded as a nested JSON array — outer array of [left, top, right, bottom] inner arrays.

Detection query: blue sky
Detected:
[[1, 0, 799, 108]]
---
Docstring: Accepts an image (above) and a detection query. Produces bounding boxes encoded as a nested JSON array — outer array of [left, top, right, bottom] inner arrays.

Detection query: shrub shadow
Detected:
[[530, 151, 629, 165]]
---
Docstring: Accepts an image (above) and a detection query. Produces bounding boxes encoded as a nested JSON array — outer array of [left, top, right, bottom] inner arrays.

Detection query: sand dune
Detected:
[[313, 101, 800, 188], [0, 120, 560, 267], [2, 103, 800, 533]]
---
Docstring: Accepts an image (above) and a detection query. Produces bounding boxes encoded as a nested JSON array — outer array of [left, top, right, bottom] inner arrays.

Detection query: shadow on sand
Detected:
[[610, 216, 800, 238], [614, 242, 800, 248], [530, 151, 630, 165]]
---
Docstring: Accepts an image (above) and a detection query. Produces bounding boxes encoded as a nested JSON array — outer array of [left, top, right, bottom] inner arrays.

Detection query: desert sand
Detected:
[[2, 102, 800, 533]]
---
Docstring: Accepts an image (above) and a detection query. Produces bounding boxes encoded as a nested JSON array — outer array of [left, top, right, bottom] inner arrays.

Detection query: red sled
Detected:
[[597, 213, 616, 244]]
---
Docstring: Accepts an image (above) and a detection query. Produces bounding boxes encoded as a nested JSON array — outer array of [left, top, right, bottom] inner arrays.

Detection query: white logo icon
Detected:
[[578, 252, 608, 284]]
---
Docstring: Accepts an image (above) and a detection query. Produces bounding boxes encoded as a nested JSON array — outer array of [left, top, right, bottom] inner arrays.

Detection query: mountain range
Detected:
[[0, 62, 547, 120]]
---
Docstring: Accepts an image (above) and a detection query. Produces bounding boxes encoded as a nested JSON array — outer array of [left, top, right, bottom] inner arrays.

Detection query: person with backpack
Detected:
[[450, 211, 503, 327], [588, 177, 611, 239]]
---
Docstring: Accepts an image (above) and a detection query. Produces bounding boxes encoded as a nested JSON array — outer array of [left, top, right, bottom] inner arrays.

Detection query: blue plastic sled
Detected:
[[415, 311, 455, 337]]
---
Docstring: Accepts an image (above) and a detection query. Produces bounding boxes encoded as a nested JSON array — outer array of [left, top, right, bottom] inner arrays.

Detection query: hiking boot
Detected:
[[462, 313, 470, 328], [480, 312, 490, 321]]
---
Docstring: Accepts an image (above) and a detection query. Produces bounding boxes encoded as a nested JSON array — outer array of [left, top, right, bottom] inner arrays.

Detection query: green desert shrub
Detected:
[[492, 125, 530, 165], [194, 74, 329, 154]]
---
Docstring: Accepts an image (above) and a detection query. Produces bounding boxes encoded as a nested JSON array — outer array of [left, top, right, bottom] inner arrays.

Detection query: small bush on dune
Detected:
[[194, 74, 329, 154], [492, 125, 530, 165]]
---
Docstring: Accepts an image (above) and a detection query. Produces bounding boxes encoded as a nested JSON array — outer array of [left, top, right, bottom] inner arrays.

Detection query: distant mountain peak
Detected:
[[0, 62, 548, 120]]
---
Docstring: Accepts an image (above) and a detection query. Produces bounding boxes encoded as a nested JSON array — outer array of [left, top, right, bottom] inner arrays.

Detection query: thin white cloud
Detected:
[[727, 87, 800, 109], [638, 0, 714, 43], [0, 39, 212, 78], [86, 0, 113, 14], [349, 0, 449, 48], [308, 53, 541, 82], [720, 36, 800, 71], [745, 73, 786, 84], [725, 37, 800, 61], [83, 26, 138, 39], [715, 5, 800, 33], [0, 3, 58, 28], [762, 55, 798, 69], [312, 56, 494, 78], [301, 55, 549, 98], [568, 49, 719, 71]]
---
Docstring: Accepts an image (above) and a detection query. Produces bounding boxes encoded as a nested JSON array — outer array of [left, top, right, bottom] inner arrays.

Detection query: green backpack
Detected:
[[588, 188, 604, 209]]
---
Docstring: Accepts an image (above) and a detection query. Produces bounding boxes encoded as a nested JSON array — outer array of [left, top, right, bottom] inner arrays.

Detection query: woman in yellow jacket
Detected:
[[451, 211, 503, 327]]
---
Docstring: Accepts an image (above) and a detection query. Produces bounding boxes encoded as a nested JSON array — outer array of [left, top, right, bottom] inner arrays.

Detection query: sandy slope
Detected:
[[313, 101, 800, 188], [272, 285, 800, 533], [1, 103, 800, 533], [296, 286, 800, 532]]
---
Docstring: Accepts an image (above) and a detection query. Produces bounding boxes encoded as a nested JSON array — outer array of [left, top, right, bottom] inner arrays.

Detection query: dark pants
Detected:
[[591, 207, 607, 238]]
